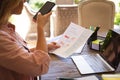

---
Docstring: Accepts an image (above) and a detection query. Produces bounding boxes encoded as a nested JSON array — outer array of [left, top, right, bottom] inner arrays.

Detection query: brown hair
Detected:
[[0, 0, 21, 25], [112, 35, 120, 69]]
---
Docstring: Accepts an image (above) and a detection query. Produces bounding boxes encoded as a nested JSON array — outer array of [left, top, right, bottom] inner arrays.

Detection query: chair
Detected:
[[55, 0, 74, 5], [52, 5, 78, 36], [78, 0, 115, 36]]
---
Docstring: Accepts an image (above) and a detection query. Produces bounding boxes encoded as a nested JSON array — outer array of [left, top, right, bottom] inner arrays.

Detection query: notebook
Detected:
[[71, 30, 120, 74]]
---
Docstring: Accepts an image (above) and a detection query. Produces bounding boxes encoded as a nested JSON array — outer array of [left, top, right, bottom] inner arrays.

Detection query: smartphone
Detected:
[[33, 1, 55, 20]]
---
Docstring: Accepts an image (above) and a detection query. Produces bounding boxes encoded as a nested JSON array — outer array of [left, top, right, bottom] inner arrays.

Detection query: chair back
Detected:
[[53, 5, 78, 36], [55, 0, 74, 5], [78, 0, 115, 36]]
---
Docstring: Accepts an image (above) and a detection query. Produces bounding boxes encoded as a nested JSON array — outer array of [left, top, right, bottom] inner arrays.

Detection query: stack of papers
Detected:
[[102, 74, 120, 80]]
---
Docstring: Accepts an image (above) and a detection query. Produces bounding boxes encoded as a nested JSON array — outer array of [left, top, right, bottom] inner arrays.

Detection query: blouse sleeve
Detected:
[[0, 31, 51, 76]]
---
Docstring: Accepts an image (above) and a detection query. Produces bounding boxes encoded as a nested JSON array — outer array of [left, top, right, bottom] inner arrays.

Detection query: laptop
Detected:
[[71, 30, 120, 74]]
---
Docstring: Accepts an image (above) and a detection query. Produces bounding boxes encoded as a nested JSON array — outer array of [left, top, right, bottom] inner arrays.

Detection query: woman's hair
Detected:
[[0, 0, 21, 25], [112, 35, 120, 68], [113, 35, 120, 54]]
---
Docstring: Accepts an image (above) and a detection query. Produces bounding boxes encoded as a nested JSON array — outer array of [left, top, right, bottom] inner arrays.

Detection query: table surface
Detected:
[[39, 27, 120, 80], [40, 43, 120, 80]]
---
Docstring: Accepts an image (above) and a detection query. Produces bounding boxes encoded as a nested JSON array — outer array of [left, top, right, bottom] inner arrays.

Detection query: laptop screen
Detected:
[[101, 30, 120, 69]]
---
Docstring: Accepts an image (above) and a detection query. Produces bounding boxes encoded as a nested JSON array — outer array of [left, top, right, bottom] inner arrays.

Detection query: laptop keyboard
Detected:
[[83, 54, 113, 72]]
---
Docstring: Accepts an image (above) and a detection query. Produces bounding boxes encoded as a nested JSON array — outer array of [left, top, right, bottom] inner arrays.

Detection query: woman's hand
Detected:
[[48, 42, 60, 51], [36, 12, 52, 28]]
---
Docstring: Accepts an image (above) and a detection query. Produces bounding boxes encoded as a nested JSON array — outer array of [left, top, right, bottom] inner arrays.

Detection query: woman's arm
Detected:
[[35, 12, 52, 52], [0, 32, 50, 76]]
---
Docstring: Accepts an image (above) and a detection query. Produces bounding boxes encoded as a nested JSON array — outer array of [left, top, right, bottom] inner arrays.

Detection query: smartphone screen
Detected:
[[33, 1, 55, 20]]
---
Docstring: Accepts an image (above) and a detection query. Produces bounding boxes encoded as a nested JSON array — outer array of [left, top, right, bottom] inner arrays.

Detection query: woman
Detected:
[[0, 0, 59, 80]]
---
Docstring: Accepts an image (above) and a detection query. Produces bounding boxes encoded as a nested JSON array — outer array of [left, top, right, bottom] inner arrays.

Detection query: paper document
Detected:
[[102, 74, 120, 80], [50, 22, 93, 58]]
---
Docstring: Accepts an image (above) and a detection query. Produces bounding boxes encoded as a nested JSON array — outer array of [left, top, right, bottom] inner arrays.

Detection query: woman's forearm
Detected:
[[36, 26, 48, 52]]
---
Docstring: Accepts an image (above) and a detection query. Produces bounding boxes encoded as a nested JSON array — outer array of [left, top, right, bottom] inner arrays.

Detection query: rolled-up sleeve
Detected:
[[0, 31, 51, 76]]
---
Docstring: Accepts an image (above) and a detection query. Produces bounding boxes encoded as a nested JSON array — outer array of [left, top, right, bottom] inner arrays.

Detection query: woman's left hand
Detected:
[[48, 42, 60, 51]]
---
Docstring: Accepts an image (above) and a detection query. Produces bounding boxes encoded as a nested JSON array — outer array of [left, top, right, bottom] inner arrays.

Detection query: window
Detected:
[[27, 0, 55, 11], [112, 0, 120, 25], [27, 0, 82, 11]]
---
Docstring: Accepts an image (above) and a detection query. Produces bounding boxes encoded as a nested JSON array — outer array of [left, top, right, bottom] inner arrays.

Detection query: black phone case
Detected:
[[33, 1, 55, 20]]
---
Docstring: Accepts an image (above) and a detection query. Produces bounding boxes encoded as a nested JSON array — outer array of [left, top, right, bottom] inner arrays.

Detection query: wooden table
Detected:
[[40, 27, 120, 80], [41, 44, 100, 80], [41, 42, 120, 80]]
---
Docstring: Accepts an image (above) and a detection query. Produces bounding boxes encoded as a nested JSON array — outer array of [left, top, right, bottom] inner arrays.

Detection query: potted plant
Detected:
[[114, 13, 120, 26]]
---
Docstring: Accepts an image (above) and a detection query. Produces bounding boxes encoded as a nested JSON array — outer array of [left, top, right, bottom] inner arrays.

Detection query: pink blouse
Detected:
[[0, 23, 51, 80]]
